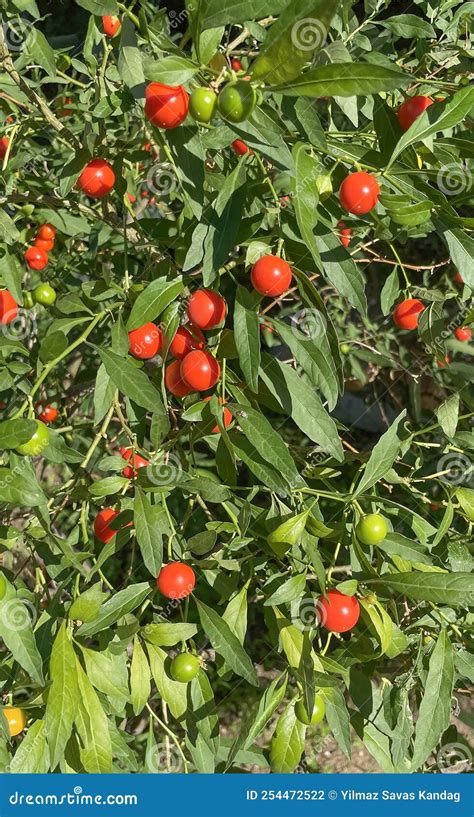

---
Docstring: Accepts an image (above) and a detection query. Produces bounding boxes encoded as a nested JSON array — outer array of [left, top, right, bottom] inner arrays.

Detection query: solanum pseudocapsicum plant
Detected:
[[0, 0, 472, 776]]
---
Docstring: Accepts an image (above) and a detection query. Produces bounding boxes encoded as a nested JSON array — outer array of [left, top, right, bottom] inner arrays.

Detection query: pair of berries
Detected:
[[24, 223, 57, 272]]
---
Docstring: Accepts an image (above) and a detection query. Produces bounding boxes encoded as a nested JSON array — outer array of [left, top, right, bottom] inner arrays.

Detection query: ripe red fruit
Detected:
[[339, 171, 380, 215], [128, 322, 162, 359], [231, 139, 252, 156], [337, 220, 351, 248], [203, 396, 232, 433], [454, 327, 471, 342], [24, 246, 48, 271], [102, 15, 121, 37], [0, 290, 18, 324], [126, 192, 136, 203], [0, 137, 10, 160], [230, 58, 243, 71], [156, 562, 196, 599], [145, 82, 189, 129], [93, 508, 129, 543], [251, 255, 292, 297], [170, 325, 205, 359], [38, 223, 56, 241], [34, 237, 54, 252], [165, 360, 193, 397], [119, 447, 149, 478], [397, 96, 433, 132], [35, 402, 58, 424], [181, 350, 221, 391], [437, 355, 450, 368], [317, 589, 360, 633], [392, 299, 425, 330], [187, 289, 227, 330], [78, 158, 115, 198]]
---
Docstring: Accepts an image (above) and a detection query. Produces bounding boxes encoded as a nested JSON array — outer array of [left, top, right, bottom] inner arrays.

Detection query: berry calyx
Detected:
[[156, 562, 196, 599], [170, 325, 205, 359], [187, 289, 227, 330], [0, 290, 18, 324], [128, 322, 162, 359], [251, 255, 292, 297], [24, 247, 48, 271], [180, 350, 221, 391], [339, 171, 380, 215], [454, 326, 471, 342], [397, 96, 433, 132], [317, 589, 360, 633], [392, 299, 425, 330], [102, 15, 121, 37], [145, 82, 189, 129], [77, 158, 115, 198], [165, 360, 194, 397], [120, 447, 149, 479]]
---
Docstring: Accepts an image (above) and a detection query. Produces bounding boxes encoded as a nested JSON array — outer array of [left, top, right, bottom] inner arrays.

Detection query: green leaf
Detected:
[[45, 623, 79, 770], [432, 217, 474, 289], [195, 599, 258, 687], [323, 686, 352, 758], [75, 0, 118, 12], [202, 160, 247, 285], [0, 419, 37, 449], [25, 29, 56, 76], [203, 0, 288, 28], [0, 209, 20, 245], [353, 410, 407, 496], [251, 0, 341, 86], [130, 637, 150, 715], [377, 533, 433, 566], [292, 143, 321, 268], [81, 646, 129, 709], [143, 56, 199, 85], [118, 16, 145, 98], [225, 674, 287, 771], [146, 642, 187, 719], [126, 277, 183, 331], [367, 572, 474, 606], [76, 582, 151, 637], [264, 572, 307, 606], [380, 14, 435, 39], [133, 489, 165, 577], [10, 720, 49, 773], [436, 393, 460, 439], [185, 671, 219, 772], [269, 62, 411, 97], [234, 286, 260, 392], [69, 584, 105, 622], [99, 348, 164, 413], [75, 659, 113, 773], [0, 587, 44, 685], [314, 227, 367, 316], [142, 622, 198, 647], [89, 476, 130, 497], [388, 86, 474, 168], [269, 702, 306, 772], [411, 630, 454, 770]]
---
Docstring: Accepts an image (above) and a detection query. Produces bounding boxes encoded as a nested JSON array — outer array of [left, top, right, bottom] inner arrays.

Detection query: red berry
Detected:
[[454, 326, 471, 342], [102, 15, 121, 37], [397, 96, 433, 132], [203, 396, 232, 433], [145, 83, 189, 129], [187, 289, 226, 330], [231, 139, 252, 156], [119, 447, 149, 479], [170, 325, 206, 359], [280, 195, 290, 208], [437, 355, 450, 368], [35, 402, 58, 424], [93, 507, 129, 543], [78, 158, 115, 198], [38, 223, 56, 241], [317, 589, 360, 633], [24, 246, 48, 271], [337, 220, 351, 248], [251, 255, 292, 297], [180, 350, 220, 391], [126, 192, 136, 203], [128, 322, 162, 359], [156, 562, 195, 599], [165, 360, 193, 397], [34, 237, 54, 252], [339, 171, 380, 215], [454, 271, 464, 285], [392, 299, 425, 330], [0, 290, 18, 324], [0, 137, 10, 160], [230, 58, 243, 71]]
